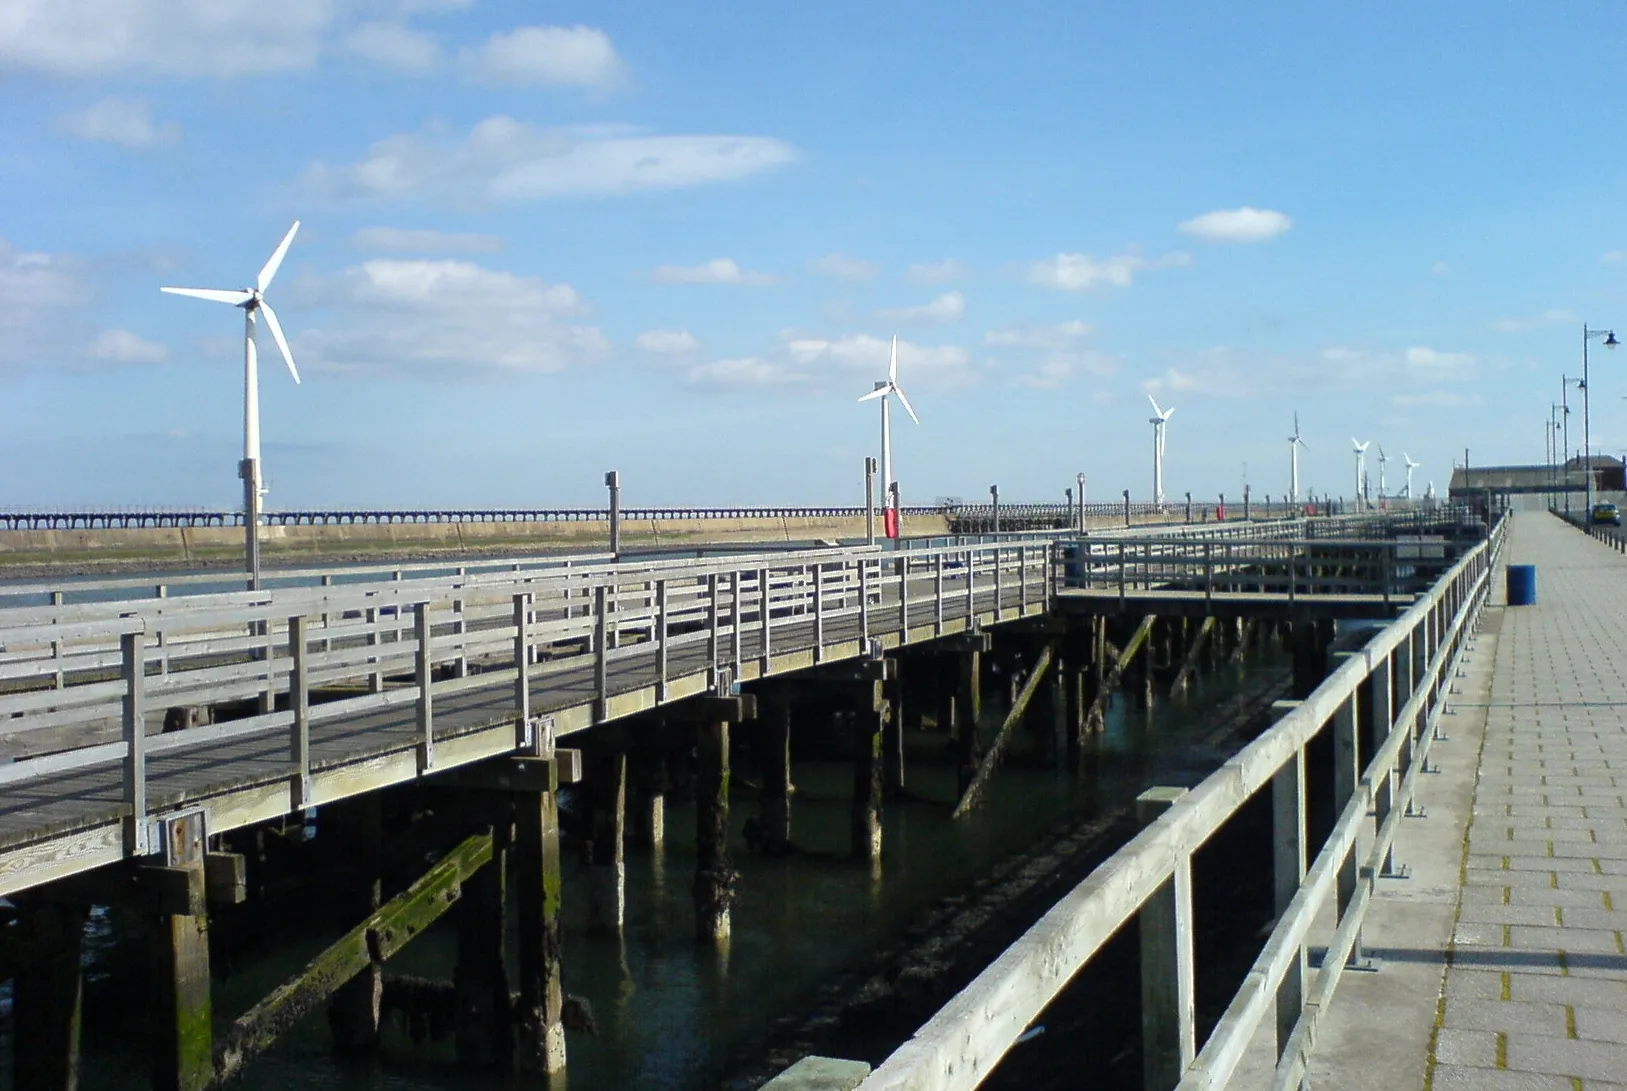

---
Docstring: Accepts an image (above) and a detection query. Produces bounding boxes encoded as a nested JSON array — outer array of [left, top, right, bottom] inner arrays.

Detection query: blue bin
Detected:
[[1507, 564, 1537, 606]]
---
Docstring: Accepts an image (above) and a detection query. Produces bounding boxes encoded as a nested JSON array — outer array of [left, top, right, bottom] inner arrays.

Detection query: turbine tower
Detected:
[[1288, 412, 1307, 504], [857, 335, 919, 538], [1404, 453, 1421, 499], [1147, 395, 1175, 505], [1376, 446, 1389, 499], [161, 221, 302, 591], [1351, 438, 1370, 512]]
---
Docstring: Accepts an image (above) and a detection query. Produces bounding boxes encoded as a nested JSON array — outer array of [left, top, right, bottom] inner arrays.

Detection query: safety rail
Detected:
[[852, 512, 1506, 1091], [1061, 535, 1455, 603], [0, 540, 1061, 854]]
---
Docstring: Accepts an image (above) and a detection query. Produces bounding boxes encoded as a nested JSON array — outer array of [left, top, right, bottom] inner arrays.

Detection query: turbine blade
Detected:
[[161, 286, 253, 305], [893, 384, 920, 425], [258, 221, 301, 291], [888, 335, 899, 385], [857, 387, 888, 403], [1162, 406, 1175, 421], [1147, 393, 1163, 416], [259, 301, 300, 384]]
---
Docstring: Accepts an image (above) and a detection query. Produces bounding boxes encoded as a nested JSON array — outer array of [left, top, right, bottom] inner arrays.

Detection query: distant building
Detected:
[[1449, 455, 1624, 500]]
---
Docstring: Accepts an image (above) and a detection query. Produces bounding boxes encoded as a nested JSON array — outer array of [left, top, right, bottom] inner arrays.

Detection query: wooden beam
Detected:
[[432, 753, 583, 792], [1084, 616, 1155, 733], [952, 643, 1055, 818], [214, 831, 494, 1084], [1167, 617, 1218, 697], [662, 695, 758, 723]]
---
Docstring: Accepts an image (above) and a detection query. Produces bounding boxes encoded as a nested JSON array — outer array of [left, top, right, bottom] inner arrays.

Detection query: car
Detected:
[[1592, 501, 1621, 526]]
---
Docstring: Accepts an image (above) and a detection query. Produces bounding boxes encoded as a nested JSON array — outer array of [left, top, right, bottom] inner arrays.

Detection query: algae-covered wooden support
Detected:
[[953, 642, 1054, 818], [214, 831, 495, 1084], [1083, 615, 1155, 733], [1167, 616, 1217, 697]]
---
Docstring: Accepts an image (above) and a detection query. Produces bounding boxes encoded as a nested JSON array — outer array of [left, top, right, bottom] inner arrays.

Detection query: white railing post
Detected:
[[595, 584, 609, 722], [759, 567, 772, 668], [514, 592, 532, 750], [1270, 700, 1307, 1056], [656, 579, 669, 702], [813, 563, 825, 661], [1138, 787, 1196, 1090]]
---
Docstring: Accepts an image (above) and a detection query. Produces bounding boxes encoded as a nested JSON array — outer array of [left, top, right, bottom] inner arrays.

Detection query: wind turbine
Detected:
[[857, 335, 919, 538], [1288, 413, 1307, 504], [1147, 395, 1175, 505], [1351, 438, 1370, 512], [1376, 446, 1389, 500], [1403, 453, 1421, 499], [161, 221, 302, 590]]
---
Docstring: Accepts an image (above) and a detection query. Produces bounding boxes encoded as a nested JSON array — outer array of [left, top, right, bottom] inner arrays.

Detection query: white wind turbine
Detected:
[[1403, 453, 1421, 499], [1351, 438, 1370, 511], [1288, 412, 1307, 504], [857, 335, 919, 539], [1148, 395, 1175, 505], [1376, 445, 1389, 500], [161, 221, 302, 590]]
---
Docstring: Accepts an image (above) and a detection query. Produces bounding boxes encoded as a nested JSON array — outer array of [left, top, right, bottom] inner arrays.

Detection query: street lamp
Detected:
[[1582, 325, 1619, 517]]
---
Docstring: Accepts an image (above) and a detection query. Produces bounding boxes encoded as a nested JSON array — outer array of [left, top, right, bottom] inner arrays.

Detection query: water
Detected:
[[0, 654, 1283, 1091]]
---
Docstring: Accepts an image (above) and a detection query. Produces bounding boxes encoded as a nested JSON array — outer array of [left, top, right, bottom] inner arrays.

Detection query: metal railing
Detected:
[[853, 512, 1506, 1091]]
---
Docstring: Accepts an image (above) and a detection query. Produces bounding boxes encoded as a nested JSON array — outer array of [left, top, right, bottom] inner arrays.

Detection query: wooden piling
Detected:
[[852, 702, 885, 860], [150, 861, 212, 1091], [882, 658, 905, 793], [760, 699, 793, 853], [327, 795, 384, 1053], [12, 898, 88, 1091], [695, 719, 734, 943], [955, 646, 983, 798], [455, 816, 512, 1069], [587, 753, 628, 935], [514, 776, 567, 1074]]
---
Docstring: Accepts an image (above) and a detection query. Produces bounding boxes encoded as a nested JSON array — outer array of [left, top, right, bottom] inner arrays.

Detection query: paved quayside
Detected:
[[1311, 511, 1627, 1090]]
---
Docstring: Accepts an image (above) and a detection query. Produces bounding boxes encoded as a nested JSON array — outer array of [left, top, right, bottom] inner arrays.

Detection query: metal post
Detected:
[[514, 592, 532, 750], [990, 484, 1000, 533], [1123, 488, 1131, 527], [1184, 491, 1193, 524], [865, 456, 877, 546], [1244, 483, 1251, 522], [605, 470, 621, 555], [1076, 472, 1087, 533], [655, 579, 669, 701], [595, 584, 609, 720]]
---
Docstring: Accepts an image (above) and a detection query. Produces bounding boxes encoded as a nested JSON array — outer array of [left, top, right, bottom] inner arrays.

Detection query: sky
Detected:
[[3, 1, 1627, 511]]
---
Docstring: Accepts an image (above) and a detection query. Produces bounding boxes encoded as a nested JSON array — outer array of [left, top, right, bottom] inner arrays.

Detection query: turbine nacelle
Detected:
[[161, 220, 302, 385]]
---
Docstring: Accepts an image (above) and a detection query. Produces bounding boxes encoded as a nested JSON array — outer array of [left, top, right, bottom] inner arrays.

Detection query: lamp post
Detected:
[[1582, 325, 1620, 517]]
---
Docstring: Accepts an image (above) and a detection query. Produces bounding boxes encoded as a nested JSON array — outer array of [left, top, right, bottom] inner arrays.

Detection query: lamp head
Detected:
[[1607, 331, 1620, 349]]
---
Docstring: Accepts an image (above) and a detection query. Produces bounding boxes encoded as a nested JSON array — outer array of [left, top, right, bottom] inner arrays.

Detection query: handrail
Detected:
[[854, 511, 1506, 1091]]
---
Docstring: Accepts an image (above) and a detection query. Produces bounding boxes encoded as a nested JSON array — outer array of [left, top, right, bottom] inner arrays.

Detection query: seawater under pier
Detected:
[[0, 508, 1496, 1089]]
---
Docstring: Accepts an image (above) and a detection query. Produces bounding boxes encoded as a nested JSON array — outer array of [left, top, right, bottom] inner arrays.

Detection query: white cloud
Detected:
[[1027, 249, 1191, 292], [0, 238, 82, 367], [636, 329, 700, 354], [1603, 251, 1625, 264], [879, 291, 965, 325], [1178, 207, 1292, 244], [907, 259, 967, 283], [295, 258, 608, 377], [1491, 309, 1575, 333], [1392, 391, 1473, 409], [303, 116, 797, 204], [351, 226, 503, 253], [810, 254, 880, 281], [56, 96, 178, 148], [1143, 347, 1254, 398], [1317, 344, 1479, 385], [459, 24, 625, 88], [651, 258, 775, 286], [345, 22, 440, 72], [0, 0, 334, 77], [1431, 261, 1452, 276], [1404, 346, 1476, 371], [686, 332, 972, 390], [983, 321, 1094, 350], [90, 329, 168, 364]]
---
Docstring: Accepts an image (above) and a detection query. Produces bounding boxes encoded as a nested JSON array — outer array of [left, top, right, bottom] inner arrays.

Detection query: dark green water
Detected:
[[1, 655, 1278, 1091]]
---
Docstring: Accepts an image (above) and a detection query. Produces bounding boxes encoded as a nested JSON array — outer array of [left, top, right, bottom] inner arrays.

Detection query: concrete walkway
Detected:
[[1429, 513, 1627, 1090], [1306, 512, 1627, 1090]]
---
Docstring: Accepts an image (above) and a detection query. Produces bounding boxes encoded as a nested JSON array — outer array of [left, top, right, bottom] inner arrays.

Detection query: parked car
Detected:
[[1592, 501, 1621, 526]]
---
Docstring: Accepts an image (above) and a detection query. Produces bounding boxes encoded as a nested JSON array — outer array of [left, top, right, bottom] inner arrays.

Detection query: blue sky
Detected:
[[3, 1, 1626, 509]]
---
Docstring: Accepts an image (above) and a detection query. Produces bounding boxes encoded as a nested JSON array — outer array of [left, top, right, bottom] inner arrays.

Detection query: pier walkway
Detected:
[[1308, 512, 1627, 1090]]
